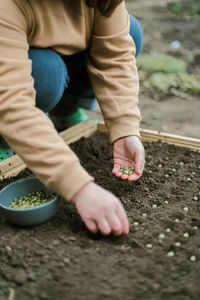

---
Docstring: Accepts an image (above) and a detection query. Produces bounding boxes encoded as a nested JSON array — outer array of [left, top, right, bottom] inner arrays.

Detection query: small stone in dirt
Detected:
[[120, 245, 131, 252], [166, 228, 171, 233], [8, 288, 15, 300], [5, 246, 12, 257], [152, 204, 157, 209], [192, 226, 198, 230], [175, 219, 180, 223], [68, 237, 77, 241], [183, 207, 189, 212], [63, 258, 70, 264], [193, 196, 198, 201], [13, 269, 27, 285], [51, 240, 59, 246], [146, 243, 153, 249], [164, 200, 169, 204], [190, 255, 196, 262], [142, 213, 147, 218], [167, 251, 174, 257], [183, 232, 189, 238]]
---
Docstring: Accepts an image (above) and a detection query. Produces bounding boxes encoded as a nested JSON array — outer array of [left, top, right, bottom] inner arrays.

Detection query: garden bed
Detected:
[[0, 122, 200, 299]]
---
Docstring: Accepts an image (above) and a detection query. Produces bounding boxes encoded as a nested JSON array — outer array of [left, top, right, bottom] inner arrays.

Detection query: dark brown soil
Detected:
[[0, 132, 200, 300]]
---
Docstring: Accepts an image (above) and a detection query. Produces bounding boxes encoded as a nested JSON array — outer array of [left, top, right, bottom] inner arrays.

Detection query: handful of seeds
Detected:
[[9, 190, 56, 210], [120, 166, 135, 176]]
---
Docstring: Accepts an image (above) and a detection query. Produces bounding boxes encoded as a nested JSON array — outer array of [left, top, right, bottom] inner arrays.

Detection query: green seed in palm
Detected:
[[120, 166, 135, 175]]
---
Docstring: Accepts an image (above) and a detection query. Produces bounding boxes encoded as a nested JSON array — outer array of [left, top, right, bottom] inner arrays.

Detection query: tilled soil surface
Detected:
[[0, 132, 200, 300]]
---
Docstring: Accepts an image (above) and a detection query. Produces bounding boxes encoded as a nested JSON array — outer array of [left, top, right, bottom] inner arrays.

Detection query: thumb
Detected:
[[134, 149, 145, 175]]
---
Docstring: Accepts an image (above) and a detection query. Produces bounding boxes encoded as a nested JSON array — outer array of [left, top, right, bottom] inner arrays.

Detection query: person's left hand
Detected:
[[112, 136, 145, 181]]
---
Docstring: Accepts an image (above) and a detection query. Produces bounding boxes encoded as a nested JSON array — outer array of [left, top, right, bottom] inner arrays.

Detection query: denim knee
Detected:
[[129, 15, 143, 57], [29, 48, 69, 112]]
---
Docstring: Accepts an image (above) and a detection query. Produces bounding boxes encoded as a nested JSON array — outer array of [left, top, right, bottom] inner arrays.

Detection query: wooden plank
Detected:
[[59, 120, 97, 144], [140, 129, 200, 151], [97, 123, 200, 152]]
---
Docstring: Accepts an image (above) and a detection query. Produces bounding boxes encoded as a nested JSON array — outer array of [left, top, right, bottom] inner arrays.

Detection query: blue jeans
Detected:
[[29, 15, 143, 115]]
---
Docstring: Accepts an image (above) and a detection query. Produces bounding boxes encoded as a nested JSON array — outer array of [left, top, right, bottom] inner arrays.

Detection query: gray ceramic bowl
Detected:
[[0, 177, 60, 226]]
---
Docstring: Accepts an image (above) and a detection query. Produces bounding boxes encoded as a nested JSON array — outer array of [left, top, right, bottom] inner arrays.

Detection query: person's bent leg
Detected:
[[28, 47, 69, 113], [129, 15, 143, 58], [48, 16, 143, 131]]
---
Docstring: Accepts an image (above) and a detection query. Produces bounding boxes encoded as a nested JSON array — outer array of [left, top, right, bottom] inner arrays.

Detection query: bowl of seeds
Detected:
[[0, 177, 60, 226]]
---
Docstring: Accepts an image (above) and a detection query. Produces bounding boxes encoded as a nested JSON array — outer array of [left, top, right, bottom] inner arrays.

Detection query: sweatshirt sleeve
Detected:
[[86, 1, 142, 143], [0, 2, 93, 201]]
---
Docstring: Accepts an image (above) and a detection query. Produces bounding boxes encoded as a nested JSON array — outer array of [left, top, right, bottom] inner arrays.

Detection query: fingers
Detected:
[[97, 218, 112, 236], [87, 207, 129, 236], [106, 213, 123, 236], [112, 164, 123, 177], [116, 203, 129, 235], [134, 148, 145, 176], [85, 219, 98, 234]]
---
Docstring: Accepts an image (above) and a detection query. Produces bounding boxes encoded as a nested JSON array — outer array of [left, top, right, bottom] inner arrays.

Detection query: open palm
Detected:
[[112, 136, 145, 181]]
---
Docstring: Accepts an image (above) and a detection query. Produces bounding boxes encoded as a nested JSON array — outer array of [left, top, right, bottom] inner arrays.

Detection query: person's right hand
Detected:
[[71, 181, 129, 236]]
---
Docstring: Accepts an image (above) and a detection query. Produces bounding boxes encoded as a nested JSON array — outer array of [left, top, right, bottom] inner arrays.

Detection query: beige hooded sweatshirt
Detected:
[[0, 0, 141, 200]]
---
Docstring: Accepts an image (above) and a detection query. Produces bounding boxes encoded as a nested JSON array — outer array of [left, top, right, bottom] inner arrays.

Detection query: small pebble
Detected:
[[183, 207, 188, 212], [159, 233, 165, 239], [172, 168, 176, 172], [165, 157, 169, 161], [166, 228, 171, 233], [142, 213, 147, 218], [165, 174, 169, 177], [183, 232, 189, 238], [193, 196, 198, 201], [68, 237, 77, 241], [192, 172, 196, 175], [149, 170, 152, 174], [63, 258, 70, 264], [152, 204, 157, 209], [179, 162, 184, 166], [158, 164, 162, 168], [13, 269, 27, 284], [190, 255, 196, 262], [6, 246, 12, 257], [167, 251, 174, 257], [133, 222, 139, 226], [175, 242, 181, 247], [146, 244, 153, 249], [164, 200, 169, 204], [187, 177, 191, 181], [175, 219, 179, 223]]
